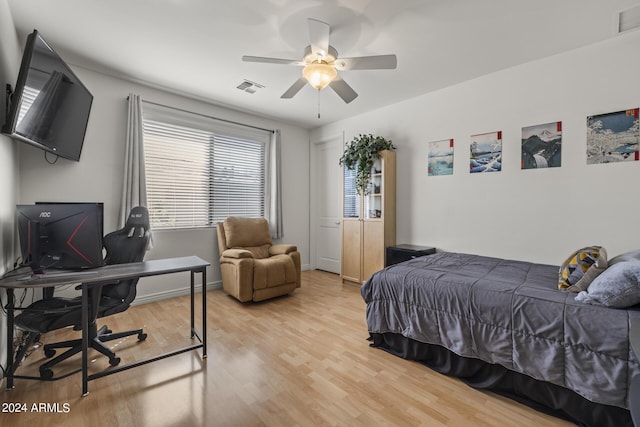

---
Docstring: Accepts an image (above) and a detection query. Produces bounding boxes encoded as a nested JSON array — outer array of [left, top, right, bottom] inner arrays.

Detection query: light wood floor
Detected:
[[1, 270, 573, 427]]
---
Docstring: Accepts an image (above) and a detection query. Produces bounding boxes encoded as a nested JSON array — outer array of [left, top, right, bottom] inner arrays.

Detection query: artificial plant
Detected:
[[339, 133, 395, 194]]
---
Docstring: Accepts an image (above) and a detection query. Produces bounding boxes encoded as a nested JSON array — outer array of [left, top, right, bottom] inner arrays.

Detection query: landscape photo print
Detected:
[[470, 131, 502, 173], [428, 139, 454, 176], [587, 108, 639, 164], [521, 121, 562, 169]]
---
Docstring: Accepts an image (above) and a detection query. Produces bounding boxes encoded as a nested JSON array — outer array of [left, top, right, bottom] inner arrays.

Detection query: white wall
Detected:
[[0, 0, 21, 381], [311, 30, 640, 266], [18, 67, 311, 299]]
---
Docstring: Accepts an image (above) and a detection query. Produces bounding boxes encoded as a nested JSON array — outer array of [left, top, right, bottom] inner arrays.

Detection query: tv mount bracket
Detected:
[[2, 84, 12, 133]]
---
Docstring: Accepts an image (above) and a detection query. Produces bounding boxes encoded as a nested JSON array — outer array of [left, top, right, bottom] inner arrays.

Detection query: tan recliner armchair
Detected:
[[216, 217, 301, 302]]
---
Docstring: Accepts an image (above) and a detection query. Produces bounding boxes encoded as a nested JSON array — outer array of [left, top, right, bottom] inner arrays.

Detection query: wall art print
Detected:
[[428, 139, 454, 176], [470, 131, 502, 173], [587, 108, 639, 164], [521, 121, 562, 169]]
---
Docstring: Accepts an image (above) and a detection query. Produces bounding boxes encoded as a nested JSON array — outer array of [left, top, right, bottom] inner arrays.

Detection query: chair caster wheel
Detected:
[[138, 333, 147, 341], [44, 348, 56, 358], [109, 357, 121, 366], [39, 368, 53, 380]]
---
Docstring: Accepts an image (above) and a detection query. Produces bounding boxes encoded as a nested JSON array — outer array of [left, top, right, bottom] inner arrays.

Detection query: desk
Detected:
[[0, 256, 210, 396]]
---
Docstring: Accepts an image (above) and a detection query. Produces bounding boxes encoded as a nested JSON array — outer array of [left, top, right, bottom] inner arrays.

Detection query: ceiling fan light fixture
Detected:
[[302, 61, 337, 90]]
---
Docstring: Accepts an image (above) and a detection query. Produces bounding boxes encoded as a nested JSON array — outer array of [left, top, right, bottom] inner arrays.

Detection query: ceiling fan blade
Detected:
[[281, 77, 308, 99], [335, 54, 397, 70], [242, 55, 305, 66], [308, 18, 330, 58], [329, 77, 358, 104]]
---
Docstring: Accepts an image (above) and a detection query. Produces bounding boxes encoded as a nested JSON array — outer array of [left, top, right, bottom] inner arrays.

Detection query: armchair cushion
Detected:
[[242, 244, 271, 259], [223, 217, 271, 248], [270, 244, 298, 256], [253, 255, 297, 290]]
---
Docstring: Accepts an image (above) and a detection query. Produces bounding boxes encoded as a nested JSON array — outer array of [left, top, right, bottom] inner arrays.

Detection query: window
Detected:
[[343, 166, 359, 218], [142, 104, 269, 229]]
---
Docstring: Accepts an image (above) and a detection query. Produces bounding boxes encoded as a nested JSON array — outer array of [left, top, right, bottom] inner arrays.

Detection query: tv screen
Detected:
[[1, 29, 93, 161], [17, 203, 104, 273]]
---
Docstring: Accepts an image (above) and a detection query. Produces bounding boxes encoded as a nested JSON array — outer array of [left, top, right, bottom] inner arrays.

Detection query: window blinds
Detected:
[[211, 135, 265, 222], [142, 105, 268, 229]]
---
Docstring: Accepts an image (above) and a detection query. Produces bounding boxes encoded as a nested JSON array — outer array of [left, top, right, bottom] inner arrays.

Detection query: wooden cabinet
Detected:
[[341, 150, 396, 284]]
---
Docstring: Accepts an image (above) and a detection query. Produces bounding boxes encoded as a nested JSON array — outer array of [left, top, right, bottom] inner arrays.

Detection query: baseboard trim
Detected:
[[132, 265, 311, 306]]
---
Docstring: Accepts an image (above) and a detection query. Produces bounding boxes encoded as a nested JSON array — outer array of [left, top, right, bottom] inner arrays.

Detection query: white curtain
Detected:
[[265, 129, 283, 239], [119, 93, 148, 227]]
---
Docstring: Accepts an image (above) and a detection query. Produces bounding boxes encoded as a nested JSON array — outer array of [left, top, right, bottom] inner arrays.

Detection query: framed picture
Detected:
[[521, 121, 562, 169], [428, 139, 454, 176], [587, 108, 639, 164], [470, 131, 502, 173]]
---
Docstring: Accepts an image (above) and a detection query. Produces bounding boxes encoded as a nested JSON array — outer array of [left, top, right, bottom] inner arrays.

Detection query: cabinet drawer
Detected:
[[386, 245, 436, 266]]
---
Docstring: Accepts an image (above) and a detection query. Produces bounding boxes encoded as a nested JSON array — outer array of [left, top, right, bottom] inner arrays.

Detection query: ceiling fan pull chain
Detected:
[[317, 89, 321, 119]]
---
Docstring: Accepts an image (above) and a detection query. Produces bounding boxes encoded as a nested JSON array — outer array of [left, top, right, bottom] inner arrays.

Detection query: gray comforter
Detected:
[[361, 252, 640, 409]]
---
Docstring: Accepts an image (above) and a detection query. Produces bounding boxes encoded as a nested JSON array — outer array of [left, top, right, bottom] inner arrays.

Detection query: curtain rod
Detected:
[[128, 96, 275, 134]]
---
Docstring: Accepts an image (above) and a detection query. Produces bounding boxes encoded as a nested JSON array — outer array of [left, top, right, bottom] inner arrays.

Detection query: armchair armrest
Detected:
[[221, 248, 254, 259], [269, 244, 297, 255]]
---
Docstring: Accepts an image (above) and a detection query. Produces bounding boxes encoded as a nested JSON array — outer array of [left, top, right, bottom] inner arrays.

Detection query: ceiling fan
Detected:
[[242, 18, 397, 104]]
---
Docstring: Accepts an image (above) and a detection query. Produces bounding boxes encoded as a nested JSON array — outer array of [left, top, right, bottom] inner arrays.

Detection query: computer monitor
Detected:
[[17, 203, 104, 273]]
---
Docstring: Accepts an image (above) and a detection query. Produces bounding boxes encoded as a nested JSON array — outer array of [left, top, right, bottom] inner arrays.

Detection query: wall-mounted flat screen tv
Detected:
[[1, 29, 93, 162]]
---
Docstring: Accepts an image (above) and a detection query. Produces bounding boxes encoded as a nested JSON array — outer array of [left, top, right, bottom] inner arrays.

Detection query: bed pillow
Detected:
[[558, 245, 607, 292], [608, 249, 640, 266], [575, 261, 640, 308]]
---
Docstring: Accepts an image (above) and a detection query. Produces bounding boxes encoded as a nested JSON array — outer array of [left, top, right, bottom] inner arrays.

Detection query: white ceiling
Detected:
[[6, 0, 640, 129]]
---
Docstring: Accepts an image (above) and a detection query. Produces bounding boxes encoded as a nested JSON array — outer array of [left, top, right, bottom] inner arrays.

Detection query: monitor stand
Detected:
[[26, 220, 44, 276]]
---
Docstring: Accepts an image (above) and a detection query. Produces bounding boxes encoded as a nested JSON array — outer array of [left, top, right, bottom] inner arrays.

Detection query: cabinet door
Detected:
[[341, 218, 362, 283], [362, 220, 384, 282], [364, 157, 383, 220]]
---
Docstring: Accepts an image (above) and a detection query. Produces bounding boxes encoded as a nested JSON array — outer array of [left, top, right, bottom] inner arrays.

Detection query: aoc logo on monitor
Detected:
[[39, 211, 52, 218]]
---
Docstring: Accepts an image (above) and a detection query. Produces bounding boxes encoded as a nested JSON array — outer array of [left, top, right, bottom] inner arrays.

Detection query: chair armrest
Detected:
[[269, 244, 297, 255], [221, 249, 254, 259]]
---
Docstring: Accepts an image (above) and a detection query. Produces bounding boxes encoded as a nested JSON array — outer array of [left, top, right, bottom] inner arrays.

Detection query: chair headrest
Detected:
[[223, 217, 271, 248], [126, 206, 150, 229], [103, 206, 150, 265]]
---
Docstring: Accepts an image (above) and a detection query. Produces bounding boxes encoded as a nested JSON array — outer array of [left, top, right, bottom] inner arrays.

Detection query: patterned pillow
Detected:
[[558, 245, 608, 292]]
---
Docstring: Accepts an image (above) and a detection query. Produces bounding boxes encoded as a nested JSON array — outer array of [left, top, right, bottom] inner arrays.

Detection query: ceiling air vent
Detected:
[[236, 79, 265, 94], [618, 5, 640, 33]]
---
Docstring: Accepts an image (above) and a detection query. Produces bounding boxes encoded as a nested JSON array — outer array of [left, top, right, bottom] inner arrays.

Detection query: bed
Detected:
[[361, 251, 640, 426]]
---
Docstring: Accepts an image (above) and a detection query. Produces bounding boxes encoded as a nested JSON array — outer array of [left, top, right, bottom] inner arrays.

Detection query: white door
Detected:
[[313, 135, 343, 273]]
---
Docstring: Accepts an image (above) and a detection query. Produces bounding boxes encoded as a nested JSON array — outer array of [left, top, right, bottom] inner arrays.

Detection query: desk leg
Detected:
[[190, 271, 195, 339], [5, 288, 15, 390], [202, 269, 207, 358], [81, 283, 89, 396], [190, 269, 207, 358]]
